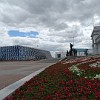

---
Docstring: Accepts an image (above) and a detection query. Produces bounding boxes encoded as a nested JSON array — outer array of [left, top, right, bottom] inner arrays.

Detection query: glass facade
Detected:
[[0, 45, 47, 61]]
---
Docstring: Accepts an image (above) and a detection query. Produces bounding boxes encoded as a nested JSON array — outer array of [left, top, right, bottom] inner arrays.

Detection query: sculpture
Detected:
[[66, 43, 77, 56]]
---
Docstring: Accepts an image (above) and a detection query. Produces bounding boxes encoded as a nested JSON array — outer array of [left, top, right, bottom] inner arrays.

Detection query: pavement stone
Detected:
[[0, 58, 60, 90]]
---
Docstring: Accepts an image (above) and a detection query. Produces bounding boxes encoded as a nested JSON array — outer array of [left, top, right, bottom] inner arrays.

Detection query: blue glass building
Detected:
[[0, 45, 51, 61]]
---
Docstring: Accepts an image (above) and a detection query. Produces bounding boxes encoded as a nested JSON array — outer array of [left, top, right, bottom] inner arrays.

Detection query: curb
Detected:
[[0, 67, 46, 100]]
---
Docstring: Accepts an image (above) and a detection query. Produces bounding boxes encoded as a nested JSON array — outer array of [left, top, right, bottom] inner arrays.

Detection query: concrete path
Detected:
[[0, 68, 45, 100], [0, 58, 60, 90]]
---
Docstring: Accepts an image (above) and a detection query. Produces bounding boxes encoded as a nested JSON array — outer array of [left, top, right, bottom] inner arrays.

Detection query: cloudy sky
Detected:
[[0, 0, 100, 54]]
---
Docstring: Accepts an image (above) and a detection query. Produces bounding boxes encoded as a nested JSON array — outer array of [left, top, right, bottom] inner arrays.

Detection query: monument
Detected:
[[66, 43, 77, 56]]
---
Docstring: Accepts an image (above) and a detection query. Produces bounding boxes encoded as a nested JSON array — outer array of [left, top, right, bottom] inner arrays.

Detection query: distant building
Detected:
[[0, 45, 52, 61], [55, 51, 66, 58], [91, 26, 100, 54], [74, 48, 92, 56], [55, 49, 92, 58]]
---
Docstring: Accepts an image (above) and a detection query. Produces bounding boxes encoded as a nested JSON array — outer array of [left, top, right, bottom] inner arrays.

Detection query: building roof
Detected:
[[91, 26, 100, 37], [94, 26, 100, 31], [0, 45, 48, 52], [74, 48, 88, 52]]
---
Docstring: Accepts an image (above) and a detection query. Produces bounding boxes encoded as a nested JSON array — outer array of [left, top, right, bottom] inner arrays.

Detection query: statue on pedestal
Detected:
[[66, 43, 77, 56], [69, 43, 73, 56]]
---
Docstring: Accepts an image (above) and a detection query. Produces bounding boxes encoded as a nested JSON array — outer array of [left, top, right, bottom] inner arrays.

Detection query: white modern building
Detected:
[[91, 26, 100, 54], [55, 49, 92, 58], [55, 51, 66, 58]]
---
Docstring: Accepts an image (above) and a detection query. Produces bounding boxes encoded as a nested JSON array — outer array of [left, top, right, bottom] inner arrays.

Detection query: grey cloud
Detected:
[[0, 0, 72, 29], [0, 1, 31, 25], [11, 37, 39, 46], [52, 23, 68, 31], [0, 0, 99, 28], [0, 0, 100, 23], [0, 0, 100, 51], [40, 44, 67, 51]]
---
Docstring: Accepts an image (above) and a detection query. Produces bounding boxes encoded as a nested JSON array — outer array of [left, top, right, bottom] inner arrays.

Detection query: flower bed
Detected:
[[5, 56, 100, 100]]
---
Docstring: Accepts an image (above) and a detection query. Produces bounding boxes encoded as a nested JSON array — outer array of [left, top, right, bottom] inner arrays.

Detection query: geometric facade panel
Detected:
[[0, 45, 52, 61]]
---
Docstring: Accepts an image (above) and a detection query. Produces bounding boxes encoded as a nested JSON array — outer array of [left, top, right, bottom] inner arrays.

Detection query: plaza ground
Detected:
[[0, 58, 60, 90]]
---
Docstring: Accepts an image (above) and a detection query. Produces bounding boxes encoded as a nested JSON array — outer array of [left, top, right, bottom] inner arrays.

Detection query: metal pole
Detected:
[[73, 36, 74, 47]]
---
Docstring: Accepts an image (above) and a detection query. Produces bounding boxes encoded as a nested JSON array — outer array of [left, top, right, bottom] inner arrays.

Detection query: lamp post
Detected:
[[73, 36, 74, 47]]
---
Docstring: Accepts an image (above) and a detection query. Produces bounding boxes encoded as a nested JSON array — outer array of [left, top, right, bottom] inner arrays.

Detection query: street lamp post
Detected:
[[73, 36, 74, 47]]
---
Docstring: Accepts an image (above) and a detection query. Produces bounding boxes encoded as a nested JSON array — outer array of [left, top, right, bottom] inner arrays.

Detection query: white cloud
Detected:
[[0, 0, 100, 52]]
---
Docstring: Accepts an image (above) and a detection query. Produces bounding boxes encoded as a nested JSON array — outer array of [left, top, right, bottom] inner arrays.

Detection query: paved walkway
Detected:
[[0, 58, 60, 90]]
